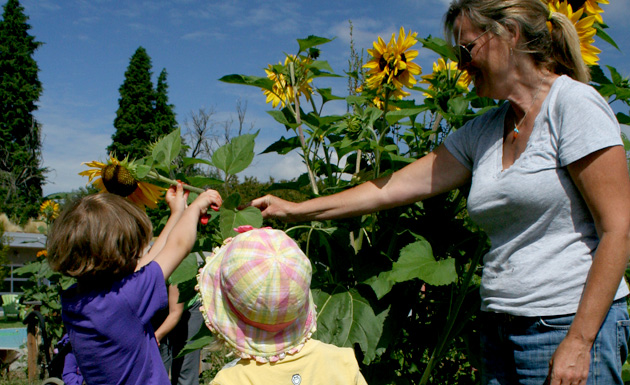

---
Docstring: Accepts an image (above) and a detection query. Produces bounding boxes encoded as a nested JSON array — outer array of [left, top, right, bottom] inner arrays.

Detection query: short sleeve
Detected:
[[552, 79, 622, 166], [120, 261, 168, 324], [444, 103, 508, 171]]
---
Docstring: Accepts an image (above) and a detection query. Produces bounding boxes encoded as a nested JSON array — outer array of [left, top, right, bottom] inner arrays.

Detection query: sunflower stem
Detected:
[[146, 171, 205, 194]]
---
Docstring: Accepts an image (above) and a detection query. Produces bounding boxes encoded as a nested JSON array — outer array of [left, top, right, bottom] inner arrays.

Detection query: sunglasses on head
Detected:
[[457, 29, 491, 69]]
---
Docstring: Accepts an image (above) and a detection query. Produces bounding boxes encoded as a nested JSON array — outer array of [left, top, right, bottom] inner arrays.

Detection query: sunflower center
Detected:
[[102, 164, 138, 197]]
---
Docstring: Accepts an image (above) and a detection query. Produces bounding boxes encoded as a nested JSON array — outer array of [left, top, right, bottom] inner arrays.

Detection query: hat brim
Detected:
[[198, 242, 317, 363]]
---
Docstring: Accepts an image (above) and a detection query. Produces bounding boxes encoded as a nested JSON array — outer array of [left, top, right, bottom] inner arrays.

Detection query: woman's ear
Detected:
[[504, 20, 521, 49]]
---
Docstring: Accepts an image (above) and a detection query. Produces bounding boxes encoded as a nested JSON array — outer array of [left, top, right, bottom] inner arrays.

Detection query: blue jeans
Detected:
[[480, 297, 630, 385]]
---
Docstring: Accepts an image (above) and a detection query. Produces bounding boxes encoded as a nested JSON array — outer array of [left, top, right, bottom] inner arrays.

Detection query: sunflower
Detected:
[[548, 1, 601, 65], [39, 200, 60, 221], [79, 155, 165, 210], [421, 58, 471, 97], [582, 0, 608, 24], [263, 55, 313, 109], [364, 27, 422, 93]]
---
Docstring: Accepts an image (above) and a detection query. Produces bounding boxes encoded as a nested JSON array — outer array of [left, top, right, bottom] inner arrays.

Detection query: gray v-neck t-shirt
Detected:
[[445, 75, 629, 316]]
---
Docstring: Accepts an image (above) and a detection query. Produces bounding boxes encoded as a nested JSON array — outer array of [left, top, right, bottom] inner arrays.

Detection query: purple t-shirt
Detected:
[[61, 261, 169, 385]]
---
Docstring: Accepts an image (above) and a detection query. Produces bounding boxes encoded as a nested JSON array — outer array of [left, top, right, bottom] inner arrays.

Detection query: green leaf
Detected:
[[312, 285, 389, 364], [218, 74, 274, 91], [317, 88, 345, 105], [297, 35, 334, 52], [183, 157, 213, 168], [175, 325, 214, 358], [389, 238, 457, 286], [267, 110, 299, 129], [152, 128, 182, 171], [595, 24, 619, 50], [447, 96, 469, 116], [618, 112, 630, 125], [186, 176, 224, 187], [419, 36, 456, 61], [219, 194, 263, 239], [135, 164, 151, 179], [385, 107, 428, 125], [364, 271, 395, 300], [212, 133, 258, 176], [261, 136, 301, 155], [169, 254, 198, 285]]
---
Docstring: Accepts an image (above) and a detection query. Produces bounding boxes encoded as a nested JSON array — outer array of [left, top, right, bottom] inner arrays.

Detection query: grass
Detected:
[[0, 318, 24, 329]]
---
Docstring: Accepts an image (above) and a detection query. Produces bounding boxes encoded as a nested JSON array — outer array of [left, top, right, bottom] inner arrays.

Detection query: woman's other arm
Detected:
[[548, 145, 630, 384]]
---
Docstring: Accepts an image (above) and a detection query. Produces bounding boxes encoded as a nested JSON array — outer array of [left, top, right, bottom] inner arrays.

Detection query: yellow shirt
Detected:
[[210, 339, 368, 385]]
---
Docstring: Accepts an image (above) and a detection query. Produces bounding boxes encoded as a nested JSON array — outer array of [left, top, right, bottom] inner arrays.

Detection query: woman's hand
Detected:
[[545, 336, 591, 384], [249, 194, 298, 221]]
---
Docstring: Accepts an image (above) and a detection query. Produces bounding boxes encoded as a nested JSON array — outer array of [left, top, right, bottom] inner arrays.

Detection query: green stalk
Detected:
[[419, 236, 486, 385], [145, 170, 205, 194]]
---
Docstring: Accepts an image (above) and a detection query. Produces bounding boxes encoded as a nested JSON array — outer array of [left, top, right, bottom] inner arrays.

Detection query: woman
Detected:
[[250, 0, 630, 384]]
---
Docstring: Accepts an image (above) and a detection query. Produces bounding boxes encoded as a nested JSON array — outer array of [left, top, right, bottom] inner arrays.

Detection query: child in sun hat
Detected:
[[197, 226, 368, 385]]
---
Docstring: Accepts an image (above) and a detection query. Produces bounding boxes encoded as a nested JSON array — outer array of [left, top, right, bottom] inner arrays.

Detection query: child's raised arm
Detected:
[[137, 182, 189, 269], [153, 188, 222, 280]]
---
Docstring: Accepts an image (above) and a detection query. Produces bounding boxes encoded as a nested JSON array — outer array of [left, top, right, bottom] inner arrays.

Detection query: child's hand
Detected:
[[189, 189, 222, 221], [165, 182, 189, 215]]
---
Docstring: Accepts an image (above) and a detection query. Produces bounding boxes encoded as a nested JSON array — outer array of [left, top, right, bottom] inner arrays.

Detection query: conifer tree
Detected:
[[154, 68, 178, 142], [108, 46, 156, 160], [0, 0, 45, 223], [109, 49, 180, 161]]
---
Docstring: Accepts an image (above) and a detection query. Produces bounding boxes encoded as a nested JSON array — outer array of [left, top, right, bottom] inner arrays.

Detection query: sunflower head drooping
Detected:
[[101, 163, 138, 197], [79, 154, 165, 210]]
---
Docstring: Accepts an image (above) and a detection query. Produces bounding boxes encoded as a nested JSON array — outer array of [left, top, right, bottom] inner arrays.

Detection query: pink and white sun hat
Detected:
[[197, 227, 317, 363]]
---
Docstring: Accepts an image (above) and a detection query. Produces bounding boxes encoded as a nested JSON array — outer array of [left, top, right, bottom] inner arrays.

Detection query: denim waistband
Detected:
[[481, 296, 628, 324]]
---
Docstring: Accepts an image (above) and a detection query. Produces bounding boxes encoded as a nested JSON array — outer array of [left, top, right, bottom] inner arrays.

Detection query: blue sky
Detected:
[[7, 0, 630, 195]]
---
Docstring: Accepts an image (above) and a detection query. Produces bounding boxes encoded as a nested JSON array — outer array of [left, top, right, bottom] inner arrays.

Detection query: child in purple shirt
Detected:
[[47, 183, 222, 385]]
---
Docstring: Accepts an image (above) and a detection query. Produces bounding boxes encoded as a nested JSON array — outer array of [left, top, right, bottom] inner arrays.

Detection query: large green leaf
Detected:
[[385, 106, 428, 125], [312, 285, 389, 364], [261, 136, 301, 155], [297, 35, 334, 52], [169, 253, 198, 285], [267, 110, 299, 129], [152, 127, 182, 171], [218, 74, 274, 91], [182, 157, 213, 168], [176, 324, 214, 358], [212, 132, 258, 176], [218, 194, 263, 239], [186, 176, 224, 188], [419, 36, 456, 61], [389, 238, 457, 286]]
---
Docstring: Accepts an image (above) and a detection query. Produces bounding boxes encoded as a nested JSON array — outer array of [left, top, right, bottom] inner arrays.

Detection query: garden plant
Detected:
[[13, 0, 630, 384]]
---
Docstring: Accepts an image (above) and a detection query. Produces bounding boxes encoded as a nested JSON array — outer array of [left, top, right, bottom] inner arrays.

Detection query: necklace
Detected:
[[513, 73, 547, 139]]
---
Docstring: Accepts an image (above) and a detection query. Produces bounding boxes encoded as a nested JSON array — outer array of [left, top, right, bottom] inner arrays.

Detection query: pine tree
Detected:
[[154, 68, 178, 142], [108, 46, 156, 160], [0, 0, 45, 223]]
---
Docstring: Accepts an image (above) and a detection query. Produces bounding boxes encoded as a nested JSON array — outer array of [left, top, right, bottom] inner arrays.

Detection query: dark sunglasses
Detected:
[[457, 29, 491, 69]]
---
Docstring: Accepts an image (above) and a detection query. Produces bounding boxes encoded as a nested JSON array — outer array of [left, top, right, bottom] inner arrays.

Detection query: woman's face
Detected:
[[454, 16, 512, 99]]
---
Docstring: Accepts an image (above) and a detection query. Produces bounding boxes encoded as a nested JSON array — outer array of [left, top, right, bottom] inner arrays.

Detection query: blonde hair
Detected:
[[444, 0, 590, 83], [47, 193, 153, 283]]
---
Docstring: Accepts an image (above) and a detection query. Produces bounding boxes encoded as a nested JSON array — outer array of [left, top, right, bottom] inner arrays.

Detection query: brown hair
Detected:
[[444, 0, 590, 83], [47, 193, 153, 283]]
